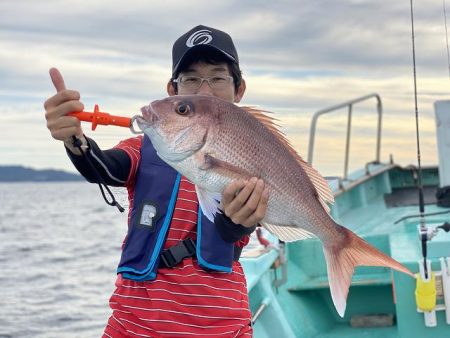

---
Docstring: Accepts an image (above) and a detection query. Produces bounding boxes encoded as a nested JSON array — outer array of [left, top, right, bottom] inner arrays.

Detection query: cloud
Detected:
[[0, 0, 448, 175]]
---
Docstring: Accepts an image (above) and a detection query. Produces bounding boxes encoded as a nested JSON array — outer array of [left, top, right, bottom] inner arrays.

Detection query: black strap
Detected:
[[159, 237, 242, 269], [72, 136, 124, 212]]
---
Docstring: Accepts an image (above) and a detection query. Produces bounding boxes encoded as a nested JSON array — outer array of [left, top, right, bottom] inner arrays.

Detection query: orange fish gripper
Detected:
[[68, 104, 132, 131]]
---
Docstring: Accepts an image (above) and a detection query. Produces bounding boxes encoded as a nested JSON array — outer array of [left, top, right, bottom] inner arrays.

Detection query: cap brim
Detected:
[[172, 44, 237, 76]]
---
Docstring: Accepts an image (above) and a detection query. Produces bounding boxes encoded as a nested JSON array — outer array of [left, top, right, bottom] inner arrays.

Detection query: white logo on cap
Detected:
[[186, 29, 213, 47]]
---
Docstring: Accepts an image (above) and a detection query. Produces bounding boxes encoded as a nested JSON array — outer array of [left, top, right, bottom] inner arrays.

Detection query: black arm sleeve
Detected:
[[65, 137, 131, 187], [214, 213, 257, 243]]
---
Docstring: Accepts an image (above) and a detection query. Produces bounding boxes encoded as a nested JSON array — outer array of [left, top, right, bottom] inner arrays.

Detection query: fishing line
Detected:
[[409, 0, 428, 278], [443, 0, 450, 78]]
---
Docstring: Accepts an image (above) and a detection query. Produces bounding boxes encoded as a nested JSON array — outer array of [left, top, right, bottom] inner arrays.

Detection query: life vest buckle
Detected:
[[159, 238, 196, 268]]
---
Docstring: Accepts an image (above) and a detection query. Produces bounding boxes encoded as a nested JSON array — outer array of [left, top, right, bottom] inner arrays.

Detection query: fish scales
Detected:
[[209, 99, 325, 230]]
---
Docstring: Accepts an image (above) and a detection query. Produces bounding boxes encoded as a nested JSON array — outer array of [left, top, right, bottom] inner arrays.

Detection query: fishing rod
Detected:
[[408, 2, 450, 323], [409, 0, 429, 279], [443, 0, 450, 78]]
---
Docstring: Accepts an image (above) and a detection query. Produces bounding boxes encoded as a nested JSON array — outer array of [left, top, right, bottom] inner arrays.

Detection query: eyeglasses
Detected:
[[173, 75, 234, 91]]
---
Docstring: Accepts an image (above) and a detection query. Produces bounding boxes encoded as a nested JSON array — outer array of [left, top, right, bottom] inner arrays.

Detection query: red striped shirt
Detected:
[[103, 137, 252, 338]]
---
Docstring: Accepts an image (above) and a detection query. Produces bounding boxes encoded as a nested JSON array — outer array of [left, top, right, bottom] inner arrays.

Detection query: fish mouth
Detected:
[[137, 102, 159, 130], [141, 102, 160, 124]]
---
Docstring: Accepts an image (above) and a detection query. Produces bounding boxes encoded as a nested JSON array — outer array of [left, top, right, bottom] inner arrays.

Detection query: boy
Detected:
[[44, 25, 268, 337]]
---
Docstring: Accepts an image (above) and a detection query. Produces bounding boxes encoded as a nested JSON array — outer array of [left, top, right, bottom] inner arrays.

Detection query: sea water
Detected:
[[0, 182, 129, 338]]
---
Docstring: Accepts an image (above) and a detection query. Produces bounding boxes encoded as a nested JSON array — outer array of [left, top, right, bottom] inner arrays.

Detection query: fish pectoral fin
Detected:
[[262, 223, 316, 242], [196, 152, 253, 177], [195, 185, 222, 222]]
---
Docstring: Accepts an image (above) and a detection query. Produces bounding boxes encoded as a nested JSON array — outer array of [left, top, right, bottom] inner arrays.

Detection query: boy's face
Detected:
[[168, 61, 245, 103]]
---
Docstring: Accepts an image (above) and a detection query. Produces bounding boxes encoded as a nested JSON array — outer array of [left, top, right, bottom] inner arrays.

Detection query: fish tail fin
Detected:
[[323, 225, 414, 317]]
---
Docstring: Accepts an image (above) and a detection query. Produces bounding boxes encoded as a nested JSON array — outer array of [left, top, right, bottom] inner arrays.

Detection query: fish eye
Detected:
[[175, 101, 193, 116]]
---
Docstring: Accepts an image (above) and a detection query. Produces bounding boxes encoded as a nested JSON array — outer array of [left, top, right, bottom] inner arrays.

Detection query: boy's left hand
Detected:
[[221, 177, 269, 228]]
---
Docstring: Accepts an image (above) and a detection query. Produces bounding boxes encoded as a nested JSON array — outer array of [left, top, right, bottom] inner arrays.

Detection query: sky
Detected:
[[1, 0, 450, 177]]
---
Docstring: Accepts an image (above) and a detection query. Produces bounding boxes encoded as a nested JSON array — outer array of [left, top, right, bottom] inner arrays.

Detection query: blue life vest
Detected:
[[117, 135, 235, 281]]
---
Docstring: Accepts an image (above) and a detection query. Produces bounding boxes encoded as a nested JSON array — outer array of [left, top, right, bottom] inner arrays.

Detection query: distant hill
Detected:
[[0, 165, 83, 182]]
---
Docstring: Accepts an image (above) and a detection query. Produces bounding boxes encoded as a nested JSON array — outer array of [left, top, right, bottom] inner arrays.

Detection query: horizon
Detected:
[[1, 1, 449, 177]]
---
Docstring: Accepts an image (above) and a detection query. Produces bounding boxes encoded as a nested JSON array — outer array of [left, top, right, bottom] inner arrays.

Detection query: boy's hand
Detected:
[[221, 177, 269, 228], [44, 68, 86, 153]]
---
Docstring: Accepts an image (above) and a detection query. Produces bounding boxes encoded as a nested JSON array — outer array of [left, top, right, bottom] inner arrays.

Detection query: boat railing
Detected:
[[307, 93, 383, 180]]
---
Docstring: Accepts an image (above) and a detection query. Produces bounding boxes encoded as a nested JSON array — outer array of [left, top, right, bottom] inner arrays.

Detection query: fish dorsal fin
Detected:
[[241, 106, 335, 213]]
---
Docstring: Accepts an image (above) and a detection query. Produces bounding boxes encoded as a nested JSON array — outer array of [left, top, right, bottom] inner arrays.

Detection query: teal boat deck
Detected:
[[241, 162, 450, 338]]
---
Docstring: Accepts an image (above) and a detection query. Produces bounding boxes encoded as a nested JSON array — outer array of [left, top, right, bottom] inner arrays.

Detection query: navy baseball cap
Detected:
[[172, 25, 239, 76]]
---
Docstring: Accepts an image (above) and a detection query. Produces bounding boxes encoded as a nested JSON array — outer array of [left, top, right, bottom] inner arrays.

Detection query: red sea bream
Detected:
[[137, 94, 414, 317]]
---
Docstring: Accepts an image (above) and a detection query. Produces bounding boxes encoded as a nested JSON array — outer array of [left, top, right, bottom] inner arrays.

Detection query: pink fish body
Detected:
[[137, 95, 414, 317]]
